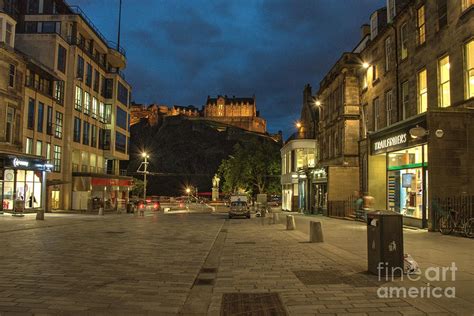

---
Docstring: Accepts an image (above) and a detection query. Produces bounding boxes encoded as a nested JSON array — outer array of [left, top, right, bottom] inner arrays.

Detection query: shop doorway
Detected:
[[388, 168, 424, 219], [51, 190, 60, 210]]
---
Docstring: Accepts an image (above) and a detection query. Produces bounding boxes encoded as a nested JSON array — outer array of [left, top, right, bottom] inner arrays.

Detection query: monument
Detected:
[[212, 174, 220, 201]]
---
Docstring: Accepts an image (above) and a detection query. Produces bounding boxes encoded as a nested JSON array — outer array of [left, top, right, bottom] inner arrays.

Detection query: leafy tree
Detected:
[[218, 138, 281, 195], [130, 178, 144, 197]]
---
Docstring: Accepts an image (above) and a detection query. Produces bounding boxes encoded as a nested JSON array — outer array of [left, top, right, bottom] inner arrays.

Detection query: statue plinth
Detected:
[[212, 188, 219, 201]]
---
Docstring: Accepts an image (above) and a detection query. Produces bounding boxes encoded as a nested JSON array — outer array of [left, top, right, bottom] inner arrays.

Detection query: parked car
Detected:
[[229, 195, 250, 219]]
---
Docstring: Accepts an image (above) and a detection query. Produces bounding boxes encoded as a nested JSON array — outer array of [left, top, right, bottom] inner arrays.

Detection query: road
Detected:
[[0, 209, 472, 315]]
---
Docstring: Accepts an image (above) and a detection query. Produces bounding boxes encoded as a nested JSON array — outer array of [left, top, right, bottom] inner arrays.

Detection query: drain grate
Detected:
[[193, 278, 215, 286], [293, 270, 381, 287], [221, 292, 287, 316], [200, 267, 218, 273], [235, 241, 256, 244]]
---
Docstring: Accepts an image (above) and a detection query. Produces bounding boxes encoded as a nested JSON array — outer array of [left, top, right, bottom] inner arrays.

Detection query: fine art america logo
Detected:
[[377, 262, 457, 299], [374, 133, 407, 151]]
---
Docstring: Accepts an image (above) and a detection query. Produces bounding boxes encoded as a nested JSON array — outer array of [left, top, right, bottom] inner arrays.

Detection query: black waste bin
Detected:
[[367, 210, 404, 277]]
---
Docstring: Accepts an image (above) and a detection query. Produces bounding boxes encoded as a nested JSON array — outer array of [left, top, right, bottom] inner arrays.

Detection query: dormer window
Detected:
[[370, 12, 378, 40]]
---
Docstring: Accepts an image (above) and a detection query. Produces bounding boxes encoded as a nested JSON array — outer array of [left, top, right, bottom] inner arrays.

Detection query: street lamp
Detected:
[[141, 152, 149, 201], [362, 62, 370, 69], [296, 121, 302, 129]]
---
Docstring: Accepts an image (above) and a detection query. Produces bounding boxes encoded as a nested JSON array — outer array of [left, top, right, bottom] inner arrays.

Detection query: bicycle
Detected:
[[438, 205, 473, 237]]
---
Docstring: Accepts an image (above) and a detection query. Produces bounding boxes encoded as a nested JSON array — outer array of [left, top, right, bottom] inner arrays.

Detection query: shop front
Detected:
[[312, 167, 327, 214], [72, 173, 133, 211], [368, 117, 428, 228], [0, 153, 51, 213]]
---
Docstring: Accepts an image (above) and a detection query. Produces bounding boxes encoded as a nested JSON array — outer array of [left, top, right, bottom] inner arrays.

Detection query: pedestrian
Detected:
[[354, 191, 364, 220]]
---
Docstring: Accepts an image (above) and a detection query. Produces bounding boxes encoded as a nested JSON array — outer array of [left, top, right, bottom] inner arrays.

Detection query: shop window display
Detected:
[[2, 170, 42, 210]]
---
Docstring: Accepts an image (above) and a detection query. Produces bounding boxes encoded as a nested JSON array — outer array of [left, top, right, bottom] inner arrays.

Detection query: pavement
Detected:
[[0, 210, 472, 315]]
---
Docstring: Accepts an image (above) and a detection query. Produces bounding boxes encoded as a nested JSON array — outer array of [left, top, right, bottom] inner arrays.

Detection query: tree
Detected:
[[218, 138, 281, 195], [130, 178, 144, 197]]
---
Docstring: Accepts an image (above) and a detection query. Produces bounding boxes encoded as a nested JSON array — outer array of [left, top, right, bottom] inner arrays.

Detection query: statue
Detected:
[[212, 174, 220, 201], [212, 174, 220, 188]]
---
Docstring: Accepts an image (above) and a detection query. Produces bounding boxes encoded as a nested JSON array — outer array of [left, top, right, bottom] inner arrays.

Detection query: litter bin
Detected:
[[367, 210, 403, 276]]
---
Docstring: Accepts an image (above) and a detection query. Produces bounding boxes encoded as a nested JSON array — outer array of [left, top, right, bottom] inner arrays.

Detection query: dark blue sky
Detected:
[[75, 0, 384, 137]]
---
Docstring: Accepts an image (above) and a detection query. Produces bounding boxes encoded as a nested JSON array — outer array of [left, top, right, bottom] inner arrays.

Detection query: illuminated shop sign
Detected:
[[373, 133, 407, 151], [13, 158, 29, 168]]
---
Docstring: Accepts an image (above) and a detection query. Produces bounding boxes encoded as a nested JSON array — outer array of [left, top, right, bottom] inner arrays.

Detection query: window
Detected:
[[27, 0, 39, 13], [438, 0, 447, 28], [75, 86, 82, 111], [55, 111, 63, 138], [57, 44, 66, 73], [92, 97, 98, 119], [105, 104, 112, 124], [5, 23, 13, 47], [83, 121, 90, 145], [99, 129, 111, 150], [385, 37, 391, 72], [385, 90, 393, 126], [27, 98, 35, 130], [401, 81, 409, 120], [400, 23, 408, 60], [6, 106, 15, 143], [36, 140, 43, 156], [91, 125, 97, 148], [85, 63, 92, 86], [462, 0, 473, 11], [93, 69, 100, 92], [438, 56, 451, 107], [117, 82, 129, 106], [115, 132, 127, 153], [46, 106, 53, 135], [73, 117, 81, 142], [76, 56, 84, 80], [418, 69, 428, 113], [46, 143, 51, 161], [9, 64, 15, 87], [55, 81, 64, 104], [116, 106, 127, 129], [37, 102, 44, 133], [370, 12, 378, 40], [99, 102, 105, 122], [372, 64, 378, 82], [104, 78, 113, 98], [84, 91, 91, 115], [373, 97, 380, 131], [25, 137, 33, 154], [417, 6, 426, 45], [53, 145, 61, 172], [465, 40, 474, 99]]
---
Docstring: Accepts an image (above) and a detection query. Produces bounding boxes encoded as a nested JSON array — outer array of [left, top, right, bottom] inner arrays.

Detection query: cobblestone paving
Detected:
[[0, 213, 224, 315]]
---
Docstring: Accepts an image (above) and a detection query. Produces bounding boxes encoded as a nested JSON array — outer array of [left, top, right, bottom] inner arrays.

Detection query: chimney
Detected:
[[361, 24, 370, 39]]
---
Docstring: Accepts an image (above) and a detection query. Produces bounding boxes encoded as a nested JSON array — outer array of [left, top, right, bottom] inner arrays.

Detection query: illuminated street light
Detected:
[[362, 62, 370, 69], [315, 100, 321, 106], [296, 122, 302, 129]]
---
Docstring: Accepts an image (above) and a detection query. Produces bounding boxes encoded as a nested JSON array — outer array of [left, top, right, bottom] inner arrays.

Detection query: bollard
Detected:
[[286, 215, 296, 230], [309, 221, 324, 242], [98, 207, 104, 216], [272, 212, 279, 224]]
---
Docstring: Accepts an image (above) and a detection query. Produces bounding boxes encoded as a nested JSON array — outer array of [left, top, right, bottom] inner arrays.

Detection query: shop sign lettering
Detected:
[[373, 133, 407, 152], [13, 158, 29, 168]]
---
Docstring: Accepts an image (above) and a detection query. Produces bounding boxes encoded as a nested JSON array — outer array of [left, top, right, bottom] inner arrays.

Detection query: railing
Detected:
[[68, 6, 126, 57], [432, 195, 474, 230], [327, 195, 357, 218]]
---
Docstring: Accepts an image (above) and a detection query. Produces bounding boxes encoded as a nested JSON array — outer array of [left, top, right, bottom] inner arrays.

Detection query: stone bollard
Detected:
[[309, 221, 324, 243], [286, 215, 296, 230], [98, 207, 104, 216], [272, 212, 279, 224]]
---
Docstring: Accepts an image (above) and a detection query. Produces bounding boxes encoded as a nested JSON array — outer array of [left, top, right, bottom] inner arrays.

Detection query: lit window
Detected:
[[75, 86, 82, 111], [53, 145, 62, 172], [36, 140, 43, 156], [55, 111, 63, 138], [438, 56, 450, 107], [92, 97, 98, 119], [84, 91, 91, 115], [418, 69, 428, 113], [465, 40, 474, 99], [25, 137, 33, 154], [462, 0, 473, 11], [417, 6, 426, 45]]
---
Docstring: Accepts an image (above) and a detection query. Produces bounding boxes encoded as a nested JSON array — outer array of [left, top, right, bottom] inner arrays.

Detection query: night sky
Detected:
[[74, 0, 384, 137]]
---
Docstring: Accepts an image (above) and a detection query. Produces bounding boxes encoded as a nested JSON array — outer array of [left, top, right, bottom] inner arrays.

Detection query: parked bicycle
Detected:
[[438, 205, 473, 238]]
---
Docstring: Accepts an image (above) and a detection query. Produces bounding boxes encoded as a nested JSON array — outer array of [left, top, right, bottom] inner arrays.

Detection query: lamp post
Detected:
[[141, 152, 149, 201]]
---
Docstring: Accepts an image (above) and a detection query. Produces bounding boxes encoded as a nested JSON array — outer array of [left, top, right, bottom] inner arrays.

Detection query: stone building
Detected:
[[357, 0, 474, 229], [12, 0, 133, 211], [203, 95, 266, 133], [130, 103, 199, 127], [315, 53, 361, 217]]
